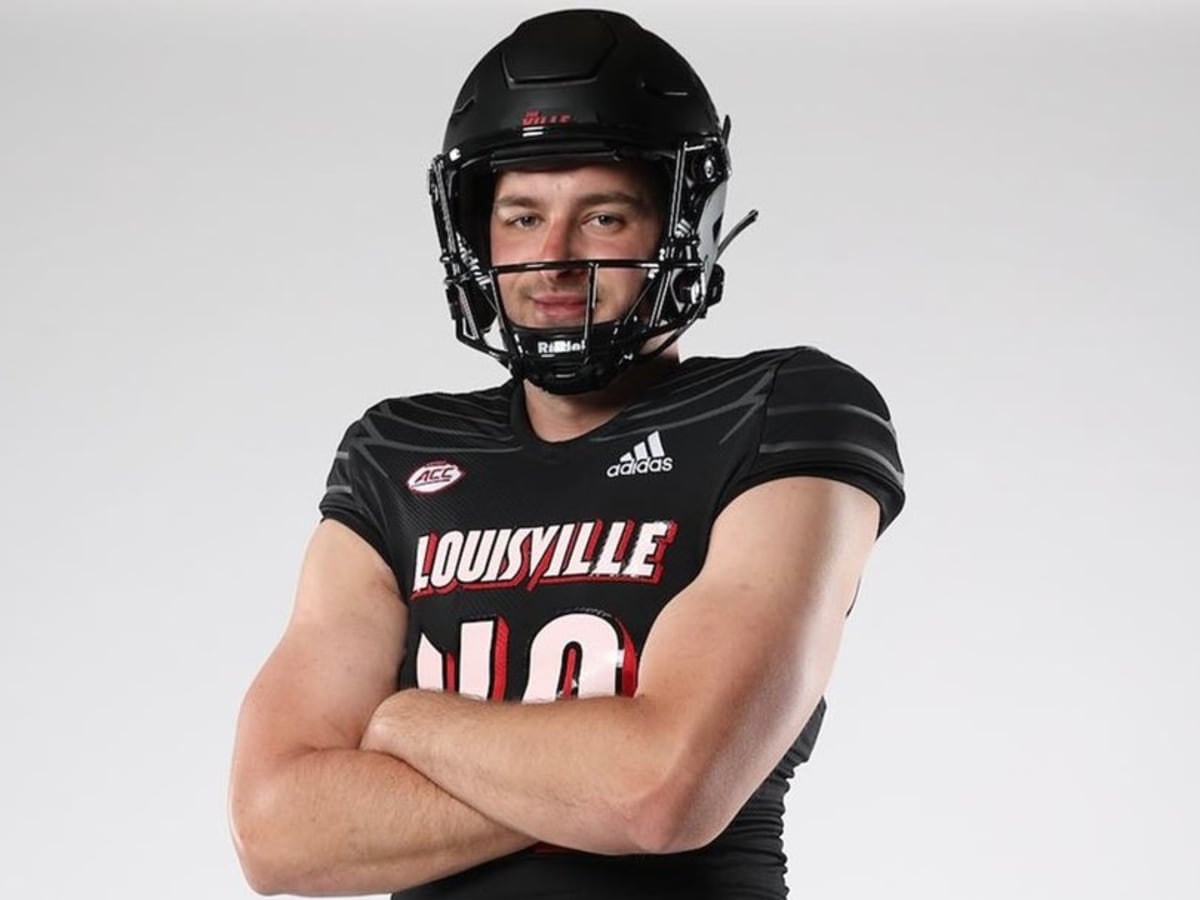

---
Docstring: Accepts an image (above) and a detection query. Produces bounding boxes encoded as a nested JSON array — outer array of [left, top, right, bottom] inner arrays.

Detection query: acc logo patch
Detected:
[[406, 460, 464, 495]]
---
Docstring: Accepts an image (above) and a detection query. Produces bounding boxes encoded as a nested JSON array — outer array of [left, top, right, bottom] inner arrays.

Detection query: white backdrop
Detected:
[[2, 1, 1197, 897]]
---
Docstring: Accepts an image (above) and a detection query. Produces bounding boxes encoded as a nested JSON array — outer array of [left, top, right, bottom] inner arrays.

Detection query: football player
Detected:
[[230, 10, 904, 899]]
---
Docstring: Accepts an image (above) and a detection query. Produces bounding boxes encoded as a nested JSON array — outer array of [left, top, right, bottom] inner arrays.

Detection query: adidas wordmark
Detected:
[[606, 431, 674, 478]]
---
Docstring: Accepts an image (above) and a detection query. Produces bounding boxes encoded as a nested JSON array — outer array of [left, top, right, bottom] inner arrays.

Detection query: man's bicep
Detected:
[[632, 477, 879, 833], [234, 519, 406, 772]]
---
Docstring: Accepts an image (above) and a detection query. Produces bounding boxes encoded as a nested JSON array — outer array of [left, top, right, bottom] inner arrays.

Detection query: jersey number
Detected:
[[415, 611, 639, 701]]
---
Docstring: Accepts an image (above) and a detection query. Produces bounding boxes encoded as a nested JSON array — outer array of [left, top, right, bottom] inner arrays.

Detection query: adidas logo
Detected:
[[606, 431, 674, 478]]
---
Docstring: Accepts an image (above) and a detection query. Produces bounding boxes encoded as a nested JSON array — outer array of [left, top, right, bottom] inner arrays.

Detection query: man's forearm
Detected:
[[363, 690, 677, 855], [233, 746, 535, 895]]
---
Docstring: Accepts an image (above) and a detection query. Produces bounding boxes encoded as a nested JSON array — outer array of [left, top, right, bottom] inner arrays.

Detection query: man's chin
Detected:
[[510, 312, 618, 331]]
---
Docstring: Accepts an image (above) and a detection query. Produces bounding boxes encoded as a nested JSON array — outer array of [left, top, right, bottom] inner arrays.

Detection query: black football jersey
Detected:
[[319, 347, 905, 900]]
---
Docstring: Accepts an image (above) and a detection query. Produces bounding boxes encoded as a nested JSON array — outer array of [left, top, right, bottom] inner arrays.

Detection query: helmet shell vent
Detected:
[[504, 10, 616, 84]]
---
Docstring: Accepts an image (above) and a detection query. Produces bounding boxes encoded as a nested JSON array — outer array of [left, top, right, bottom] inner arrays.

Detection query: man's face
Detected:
[[489, 162, 664, 329]]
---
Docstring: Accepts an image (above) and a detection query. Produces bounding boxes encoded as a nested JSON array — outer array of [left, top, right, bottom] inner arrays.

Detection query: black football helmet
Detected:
[[429, 9, 749, 394]]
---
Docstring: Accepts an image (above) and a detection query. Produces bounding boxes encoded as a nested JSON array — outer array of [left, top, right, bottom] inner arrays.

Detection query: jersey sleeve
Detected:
[[723, 348, 906, 533], [318, 410, 397, 570]]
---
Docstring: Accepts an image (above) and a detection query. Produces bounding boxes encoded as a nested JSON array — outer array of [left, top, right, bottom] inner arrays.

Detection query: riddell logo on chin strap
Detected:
[[537, 338, 585, 355], [606, 431, 674, 478]]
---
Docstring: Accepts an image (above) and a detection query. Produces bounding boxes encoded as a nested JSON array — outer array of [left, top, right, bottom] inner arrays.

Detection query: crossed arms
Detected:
[[228, 476, 880, 896]]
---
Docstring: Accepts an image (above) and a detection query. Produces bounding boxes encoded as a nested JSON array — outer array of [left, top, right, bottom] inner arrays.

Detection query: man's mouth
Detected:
[[530, 293, 591, 322]]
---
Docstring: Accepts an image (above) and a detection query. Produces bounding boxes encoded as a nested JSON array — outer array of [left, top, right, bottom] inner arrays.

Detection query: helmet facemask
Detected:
[[429, 135, 730, 394]]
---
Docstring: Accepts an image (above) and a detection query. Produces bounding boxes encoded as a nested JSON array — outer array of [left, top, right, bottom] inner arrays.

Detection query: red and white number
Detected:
[[415, 611, 638, 701]]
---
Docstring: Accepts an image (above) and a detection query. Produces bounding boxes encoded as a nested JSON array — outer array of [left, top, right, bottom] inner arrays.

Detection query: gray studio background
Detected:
[[2, 0, 1197, 897]]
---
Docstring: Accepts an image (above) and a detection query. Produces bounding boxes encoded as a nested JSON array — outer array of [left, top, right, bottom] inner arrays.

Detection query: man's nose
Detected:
[[538, 217, 578, 264]]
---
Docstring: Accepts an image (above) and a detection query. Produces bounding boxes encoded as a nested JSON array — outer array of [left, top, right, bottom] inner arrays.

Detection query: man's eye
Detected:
[[589, 213, 623, 228], [507, 214, 539, 228]]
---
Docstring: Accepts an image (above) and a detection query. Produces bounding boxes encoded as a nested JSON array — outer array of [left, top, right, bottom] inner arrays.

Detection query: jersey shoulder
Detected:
[[667, 345, 891, 424], [692, 346, 906, 532], [352, 382, 516, 449], [317, 381, 518, 568], [680, 345, 870, 389]]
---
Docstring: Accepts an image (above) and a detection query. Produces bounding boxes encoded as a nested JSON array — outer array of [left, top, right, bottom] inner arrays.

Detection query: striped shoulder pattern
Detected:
[[722, 347, 905, 532], [318, 384, 518, 570]]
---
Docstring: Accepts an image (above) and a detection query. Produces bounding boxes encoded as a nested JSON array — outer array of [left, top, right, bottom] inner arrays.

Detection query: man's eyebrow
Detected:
[[492, 194, 539, 209], [493, 191, 650, 210]]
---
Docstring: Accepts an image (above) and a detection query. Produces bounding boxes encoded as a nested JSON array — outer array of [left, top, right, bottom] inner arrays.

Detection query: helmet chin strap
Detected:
[[507, 321, 631, 395]]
